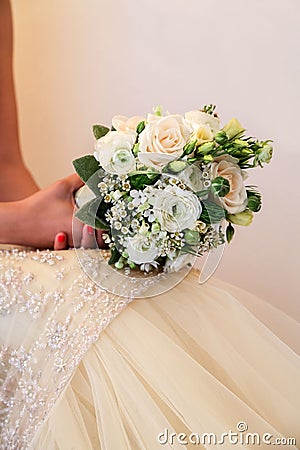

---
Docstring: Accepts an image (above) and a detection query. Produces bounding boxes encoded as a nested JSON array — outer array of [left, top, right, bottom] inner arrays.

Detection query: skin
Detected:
[[0, 0, 104, 250]]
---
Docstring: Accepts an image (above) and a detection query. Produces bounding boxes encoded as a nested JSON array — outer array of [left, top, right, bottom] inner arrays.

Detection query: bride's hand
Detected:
[[17, 174, 84, 249]]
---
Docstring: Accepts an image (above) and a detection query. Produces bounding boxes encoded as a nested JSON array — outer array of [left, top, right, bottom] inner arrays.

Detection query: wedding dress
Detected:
[[0, 244, 299, 449]]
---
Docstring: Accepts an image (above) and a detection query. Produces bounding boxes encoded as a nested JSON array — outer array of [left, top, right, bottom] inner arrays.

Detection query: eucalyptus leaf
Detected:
[[200, 200, 226, 224], [75, 198, 109, 230], [73, 155, 100, 183], [93, 124, 110, 140]]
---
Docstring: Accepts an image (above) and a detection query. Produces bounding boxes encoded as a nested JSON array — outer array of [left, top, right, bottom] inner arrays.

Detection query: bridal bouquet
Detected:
[[73, 105, 272, 273]]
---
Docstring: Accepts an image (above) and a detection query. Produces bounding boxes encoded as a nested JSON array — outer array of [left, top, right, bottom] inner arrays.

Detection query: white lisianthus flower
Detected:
[[165, 252, 194, 273], [138, 115, 190, 170], [184, 110, 220, 134], [149, 185, 201, 232], [112, 115, 145, 134], [175, 164, 204, 192], [94, 131, 136, 175], [210, 155, 247, 214], [184, 110, 220, 146], [126, 234, 159, 264]]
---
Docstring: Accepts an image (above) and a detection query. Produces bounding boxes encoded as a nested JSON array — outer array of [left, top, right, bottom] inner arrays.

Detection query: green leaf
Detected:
[[108, 247, 122, 265], [200, 200, 226, 224], [73, 155, 100, 183], [93, 124, 110, 140], [75, 198, 109, 230], [195, 189, 210, 199], [211, 176, 230, 197], [226, 223, 235, 243], [129, 172, 160, 189]]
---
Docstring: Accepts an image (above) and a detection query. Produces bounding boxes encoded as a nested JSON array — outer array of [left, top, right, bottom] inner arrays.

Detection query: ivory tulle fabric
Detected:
[[0, 245, 299, 449]]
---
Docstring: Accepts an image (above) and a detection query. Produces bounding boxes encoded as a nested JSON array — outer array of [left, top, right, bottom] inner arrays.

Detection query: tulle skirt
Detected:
[[0, 247, 299, 449], [32, 274, 300, 449]]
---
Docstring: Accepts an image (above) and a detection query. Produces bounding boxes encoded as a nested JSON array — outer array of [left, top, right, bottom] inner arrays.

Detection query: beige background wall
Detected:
[[11, 0, 299, 317]]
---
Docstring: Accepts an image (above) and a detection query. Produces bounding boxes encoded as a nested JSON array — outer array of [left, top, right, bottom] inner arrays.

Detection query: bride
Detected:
[[1, 1, 299, 448]]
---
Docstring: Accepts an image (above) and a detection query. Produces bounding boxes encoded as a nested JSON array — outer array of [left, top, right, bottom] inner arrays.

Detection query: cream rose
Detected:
[[94, 131, 136, 175], [210, 155, 247, 214], [126, 234, 159, 264], [112, 115, 145, 134], [149, 185, 201, 232], [138, 115, 190, 169]]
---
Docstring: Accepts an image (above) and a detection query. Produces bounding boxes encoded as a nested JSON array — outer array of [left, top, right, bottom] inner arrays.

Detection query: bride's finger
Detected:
[[80, 225, 98, 249], [54, 232, 68, 250]]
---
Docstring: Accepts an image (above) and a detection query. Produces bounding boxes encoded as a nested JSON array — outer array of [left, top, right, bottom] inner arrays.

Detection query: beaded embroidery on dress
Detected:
[[0, 245, 300, 449]]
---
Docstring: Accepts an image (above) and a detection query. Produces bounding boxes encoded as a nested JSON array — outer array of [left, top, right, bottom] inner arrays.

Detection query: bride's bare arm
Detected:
[[0, 0, 39, 200]]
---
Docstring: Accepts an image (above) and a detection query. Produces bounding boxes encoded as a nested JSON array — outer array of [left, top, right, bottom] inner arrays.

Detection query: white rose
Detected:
[[184, 110, 220, 134], [112, 115, 145, 134], [94, 131, 136, 175], [138, 115, 190, 169], [126, 234, 159, 264], [210, 155, 247, 214], [165, 252, 194, 273], [149, 185, 201, 232]]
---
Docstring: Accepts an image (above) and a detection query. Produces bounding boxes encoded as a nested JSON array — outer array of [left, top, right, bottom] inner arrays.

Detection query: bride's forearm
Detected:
[[0, 200, 24, 244]]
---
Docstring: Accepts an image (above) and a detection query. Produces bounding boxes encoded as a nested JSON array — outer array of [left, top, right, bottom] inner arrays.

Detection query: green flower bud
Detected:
[[214, 131, 228, 145], [227, 209, 253, 226], [151, 222, 160, 233], [182, 139, 197, 156], [226, 223, 235, 243], [222, 118, 245, 140], [128, 262, 136, 269], [136, 121, 146, 134], [132, 143, 140, 155], [195, 142, 215, 156], [115, 261, 124, 269], [203, 154, 214, 163], [184, 229, 200, 245], [153, 105, 163, 116], [257, 143, 273, 164], [167, 160, 187, 173], [247, 191, 261, 212]]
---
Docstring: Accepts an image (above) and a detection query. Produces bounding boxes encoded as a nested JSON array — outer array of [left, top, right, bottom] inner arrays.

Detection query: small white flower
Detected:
[[94, 131, 136, 175]]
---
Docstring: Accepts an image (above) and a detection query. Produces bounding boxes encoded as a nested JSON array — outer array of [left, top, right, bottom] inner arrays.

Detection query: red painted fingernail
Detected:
[[87, 226, 94, 235], [57, 233, 65, 243]]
